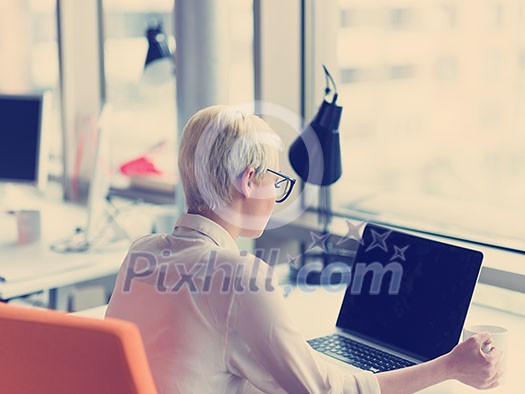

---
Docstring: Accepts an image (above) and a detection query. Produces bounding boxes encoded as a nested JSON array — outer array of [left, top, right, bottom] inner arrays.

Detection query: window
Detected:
[[388, 8, 412, 30], [0, 0, 62, 177], [441, 4, 457, 29], [340, 68, 361, 84], [310, 1, 525, 251], [102, 0, 254, 196], [229, 0, 255, 104], [340, 9, 355, 28], [435, 56, 458, 81], [490, 3, 503, 27], [388, 64, 416, 80], [102, 0, 177, 194]]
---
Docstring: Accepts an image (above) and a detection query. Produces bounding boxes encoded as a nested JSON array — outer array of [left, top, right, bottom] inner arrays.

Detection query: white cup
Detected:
[[16, 210, 41, 244], [463, 324, 508, 383]]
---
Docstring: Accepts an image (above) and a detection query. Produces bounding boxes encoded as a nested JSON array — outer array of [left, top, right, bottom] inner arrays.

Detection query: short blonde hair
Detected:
[[178, 105, 282, 212]]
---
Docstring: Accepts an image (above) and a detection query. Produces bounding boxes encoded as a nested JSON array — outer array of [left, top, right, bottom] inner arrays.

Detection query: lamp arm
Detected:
[[322, 64, 339, 103]]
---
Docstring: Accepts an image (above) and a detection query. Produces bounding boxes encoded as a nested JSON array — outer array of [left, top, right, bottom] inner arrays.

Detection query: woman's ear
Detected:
[[239, 167, 256, 198]]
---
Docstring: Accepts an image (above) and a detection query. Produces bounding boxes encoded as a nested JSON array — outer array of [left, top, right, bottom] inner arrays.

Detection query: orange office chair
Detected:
[[0, 303, 157, 394]]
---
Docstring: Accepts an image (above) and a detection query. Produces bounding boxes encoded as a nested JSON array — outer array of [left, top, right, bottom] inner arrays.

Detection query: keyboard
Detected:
[[308, 334, 416, 373]]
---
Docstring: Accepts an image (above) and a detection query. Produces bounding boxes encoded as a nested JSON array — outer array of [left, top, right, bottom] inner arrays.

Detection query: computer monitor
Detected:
[[0, 93, 48, 190]]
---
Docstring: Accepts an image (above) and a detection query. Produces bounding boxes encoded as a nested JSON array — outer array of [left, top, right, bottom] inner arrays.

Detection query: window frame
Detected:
[[57, 0, 105, 201], [300, 0, 525, 293]]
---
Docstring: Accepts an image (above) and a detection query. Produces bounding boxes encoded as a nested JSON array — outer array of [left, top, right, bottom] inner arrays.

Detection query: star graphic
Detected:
[[390, 245, 409, 261], [337, 219, 365, 245], [287, 254, 302, 270], [365, 229, 392, 253], [306, 232, 330, 253]]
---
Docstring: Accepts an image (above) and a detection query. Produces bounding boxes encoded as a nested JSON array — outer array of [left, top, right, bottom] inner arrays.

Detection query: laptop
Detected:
[[308, 223, 484, 373]]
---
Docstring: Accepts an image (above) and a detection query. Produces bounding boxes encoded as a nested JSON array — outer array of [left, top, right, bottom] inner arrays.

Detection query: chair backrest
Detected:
[[0, 303, 157, 394]]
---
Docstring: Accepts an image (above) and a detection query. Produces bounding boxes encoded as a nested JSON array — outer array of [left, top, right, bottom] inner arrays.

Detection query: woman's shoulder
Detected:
[[127, 233, 166, 252]]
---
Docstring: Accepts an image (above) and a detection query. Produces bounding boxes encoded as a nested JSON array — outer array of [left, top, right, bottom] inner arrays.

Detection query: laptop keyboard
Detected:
[[308, 334, 416, 373]]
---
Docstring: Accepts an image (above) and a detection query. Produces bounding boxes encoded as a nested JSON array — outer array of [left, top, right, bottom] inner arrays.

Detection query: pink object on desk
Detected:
[[119, 156, 162, 176]]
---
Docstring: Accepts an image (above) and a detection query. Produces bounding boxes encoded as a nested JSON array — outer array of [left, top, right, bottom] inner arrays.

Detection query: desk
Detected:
[[0, 242, 125, 310], [0, 195, 147, 310], [284, 288, 524, 394], [76, 286, 524, 393]]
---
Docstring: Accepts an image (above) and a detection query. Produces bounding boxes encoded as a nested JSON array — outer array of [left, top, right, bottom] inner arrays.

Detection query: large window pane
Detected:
[[229, 0, 255, 104], [323, 0, 525, 250], [102, 0, 177, 194], [0, 0, 62, 177], [102, 0, 253, 195]]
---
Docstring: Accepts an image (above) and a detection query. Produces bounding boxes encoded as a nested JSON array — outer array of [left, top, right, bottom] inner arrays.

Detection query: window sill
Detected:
[[267, 210, 525, 295]]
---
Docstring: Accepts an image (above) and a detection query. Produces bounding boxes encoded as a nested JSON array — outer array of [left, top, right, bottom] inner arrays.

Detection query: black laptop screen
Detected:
[[336, 224, 483, 361]]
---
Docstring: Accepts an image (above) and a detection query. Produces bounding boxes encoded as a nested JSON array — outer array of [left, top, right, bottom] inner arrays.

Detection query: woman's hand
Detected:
[[376, 331, 504, 394], [444, 332, 504, 390]]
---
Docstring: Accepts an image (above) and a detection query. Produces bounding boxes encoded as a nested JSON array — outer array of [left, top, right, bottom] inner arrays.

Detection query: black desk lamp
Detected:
[[290, 65, 342, 233], [289, 66, 349, 280], [143, 21, 174, 84], [145, 21, 172, 66]]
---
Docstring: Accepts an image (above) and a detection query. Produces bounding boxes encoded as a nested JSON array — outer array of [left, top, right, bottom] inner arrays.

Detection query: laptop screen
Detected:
[[336, 223, 483, 361]]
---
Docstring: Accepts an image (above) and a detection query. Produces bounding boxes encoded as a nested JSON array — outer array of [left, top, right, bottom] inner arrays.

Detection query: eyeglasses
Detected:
[[267, 169, 296, 203]]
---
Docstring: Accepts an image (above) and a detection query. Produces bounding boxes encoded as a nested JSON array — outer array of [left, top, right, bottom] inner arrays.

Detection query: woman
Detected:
[[106, 105, 502, 393]]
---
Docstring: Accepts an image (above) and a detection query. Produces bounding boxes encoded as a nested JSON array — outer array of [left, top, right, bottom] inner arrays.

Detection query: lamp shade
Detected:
[[143, 22, 174, 85], [289, 99, 343, 186], [144, 23, 172, 67]]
